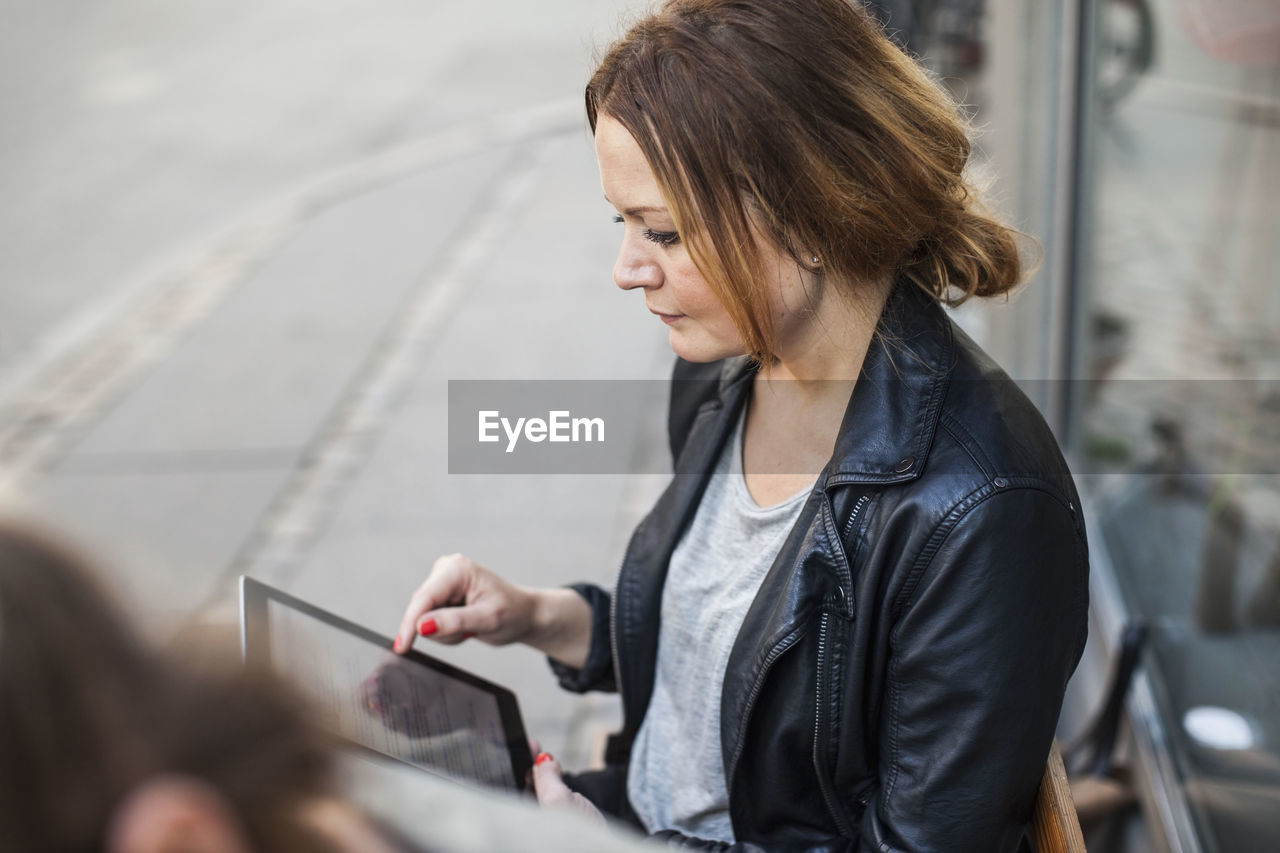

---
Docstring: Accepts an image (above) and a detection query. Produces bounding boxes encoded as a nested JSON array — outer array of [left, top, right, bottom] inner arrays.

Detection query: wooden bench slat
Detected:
[[1029, 743, 1087, 853]]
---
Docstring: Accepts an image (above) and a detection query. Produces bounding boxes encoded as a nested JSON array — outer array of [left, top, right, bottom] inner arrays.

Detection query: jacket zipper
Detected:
[[841, 493, 871, 542], [813, 609, 855, 836]]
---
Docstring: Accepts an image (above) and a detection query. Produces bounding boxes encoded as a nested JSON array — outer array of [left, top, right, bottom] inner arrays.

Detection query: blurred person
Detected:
[[0, 515, 392, 853], [395, 1, 1089, 850], [0, 516, 651, 853]]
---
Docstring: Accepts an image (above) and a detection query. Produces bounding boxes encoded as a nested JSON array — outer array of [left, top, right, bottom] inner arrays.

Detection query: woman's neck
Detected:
[[742, 278, 892, 502], [764, 274, 892, 389]]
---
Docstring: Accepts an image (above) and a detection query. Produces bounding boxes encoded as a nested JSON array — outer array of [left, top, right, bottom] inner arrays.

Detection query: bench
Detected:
[[1028, 742, 1087, 853]]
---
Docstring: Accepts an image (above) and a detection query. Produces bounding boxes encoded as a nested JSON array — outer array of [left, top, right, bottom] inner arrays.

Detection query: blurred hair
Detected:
[[0, 518, 337, 853], [587, 0, 1027, 360]]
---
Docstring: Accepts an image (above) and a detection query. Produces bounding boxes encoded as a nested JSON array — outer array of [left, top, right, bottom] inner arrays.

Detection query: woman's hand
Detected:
[[393, 553, 594, 668], [532, 752, 606, 826], [393, 554, 536, 652]]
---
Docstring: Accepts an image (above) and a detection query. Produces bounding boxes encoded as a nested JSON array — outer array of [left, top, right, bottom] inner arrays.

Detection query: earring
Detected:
[[810, 255, 820, 265]]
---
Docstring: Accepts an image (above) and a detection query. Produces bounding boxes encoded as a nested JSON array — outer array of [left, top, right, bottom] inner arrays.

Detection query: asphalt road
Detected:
[[0, 0, 661, 764], [0, 0, 639, 374]]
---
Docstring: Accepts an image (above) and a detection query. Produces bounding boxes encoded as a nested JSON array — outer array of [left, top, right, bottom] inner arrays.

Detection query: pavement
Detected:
[[0, 1, 671, 766]]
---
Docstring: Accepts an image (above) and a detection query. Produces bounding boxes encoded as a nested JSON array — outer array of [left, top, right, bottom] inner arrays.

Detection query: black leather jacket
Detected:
[[552, 283, 1090, 852]]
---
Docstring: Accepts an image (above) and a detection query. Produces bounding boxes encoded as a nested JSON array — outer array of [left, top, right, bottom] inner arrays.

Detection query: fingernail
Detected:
[[392, 636, 402, 652], [535, 752, 553, 766], [419, 619, 438, 637]]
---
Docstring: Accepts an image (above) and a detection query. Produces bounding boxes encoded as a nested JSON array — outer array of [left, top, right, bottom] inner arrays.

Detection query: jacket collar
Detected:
[[715, 281, 953, 487]]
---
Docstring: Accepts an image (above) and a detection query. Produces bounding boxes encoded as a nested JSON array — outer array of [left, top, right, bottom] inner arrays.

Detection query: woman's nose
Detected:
[[613, 237, 662, 292]]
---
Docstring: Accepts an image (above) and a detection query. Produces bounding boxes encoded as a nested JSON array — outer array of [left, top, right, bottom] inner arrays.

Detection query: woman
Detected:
[[0, 519, 336, 852], [0, 515, 412, 853], [394, 1, 1089, 850], [0, 514, 657, 853]]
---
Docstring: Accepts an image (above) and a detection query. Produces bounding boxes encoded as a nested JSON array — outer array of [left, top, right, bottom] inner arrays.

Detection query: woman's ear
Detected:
[[797, 245, 823, 271], [106, 775, 253, 853]]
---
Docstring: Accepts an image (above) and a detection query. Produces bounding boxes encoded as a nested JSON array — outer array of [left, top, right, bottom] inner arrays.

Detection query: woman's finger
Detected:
[[413, 604, 485, 645], [532, 752, 572, 805], [394, 555, 470, 652], [532, 753, 606, 825]]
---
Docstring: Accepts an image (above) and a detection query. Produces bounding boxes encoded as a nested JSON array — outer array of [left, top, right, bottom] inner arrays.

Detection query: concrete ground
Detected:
[[0, 0, 665, 766]]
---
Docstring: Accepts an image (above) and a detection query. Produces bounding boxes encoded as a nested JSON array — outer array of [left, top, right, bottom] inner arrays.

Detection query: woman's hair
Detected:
[[0, 518, 336, 853], [587, 0, 1025, 360]]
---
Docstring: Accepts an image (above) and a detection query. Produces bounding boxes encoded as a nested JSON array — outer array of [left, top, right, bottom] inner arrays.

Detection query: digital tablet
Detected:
[[239, 576, 533, 793]]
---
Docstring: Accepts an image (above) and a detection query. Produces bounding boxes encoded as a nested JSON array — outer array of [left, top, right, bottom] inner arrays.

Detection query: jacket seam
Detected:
[[891, 483, 991, 616], [913, 361, 949, 466], [882, 484, 993, 802], [882, 482, 1083, 805], [820, 496, 856, 598], [938, 410, 996, 479], [895, 479, 1082, 616]]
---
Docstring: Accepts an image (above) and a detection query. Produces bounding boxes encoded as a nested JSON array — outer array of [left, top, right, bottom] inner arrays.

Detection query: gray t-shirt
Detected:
[[627, 409, 809, 842]]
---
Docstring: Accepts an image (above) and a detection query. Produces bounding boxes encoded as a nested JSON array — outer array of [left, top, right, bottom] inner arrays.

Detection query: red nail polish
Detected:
[[419, 619, 438, 637], [535, 752, 553, 766]]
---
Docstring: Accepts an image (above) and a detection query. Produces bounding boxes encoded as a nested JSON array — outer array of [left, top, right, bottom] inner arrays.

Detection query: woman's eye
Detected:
[[643, 229, 681, 248], [611, 215, 680, 248]]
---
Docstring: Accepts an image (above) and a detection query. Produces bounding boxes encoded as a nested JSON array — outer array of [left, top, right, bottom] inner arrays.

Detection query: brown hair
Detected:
[[587, 0, 1025, 360], [0, 519, 337, 853]]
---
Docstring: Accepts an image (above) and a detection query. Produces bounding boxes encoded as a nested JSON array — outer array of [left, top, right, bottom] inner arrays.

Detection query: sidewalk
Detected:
[[1, 107, 673, 764]]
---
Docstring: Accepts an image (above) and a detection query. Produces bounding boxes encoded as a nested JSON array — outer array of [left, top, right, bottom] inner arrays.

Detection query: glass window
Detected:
[[1078, 1, 1280, 849]]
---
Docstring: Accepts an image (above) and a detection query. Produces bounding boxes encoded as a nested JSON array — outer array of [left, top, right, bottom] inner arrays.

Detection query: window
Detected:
[[1077, 2, 1280, 849]]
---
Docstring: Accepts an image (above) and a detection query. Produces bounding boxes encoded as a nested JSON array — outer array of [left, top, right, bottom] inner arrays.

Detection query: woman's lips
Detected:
[[651, 310, 684, 325]]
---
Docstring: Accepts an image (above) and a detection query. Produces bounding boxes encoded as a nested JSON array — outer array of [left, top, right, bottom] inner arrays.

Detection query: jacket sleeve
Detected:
[[859, 485, 1089, 853], [547, 582, 618, 693]]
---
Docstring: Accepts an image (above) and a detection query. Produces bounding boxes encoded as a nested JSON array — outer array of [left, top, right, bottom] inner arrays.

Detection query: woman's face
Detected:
[[595, 115, 819, 363]]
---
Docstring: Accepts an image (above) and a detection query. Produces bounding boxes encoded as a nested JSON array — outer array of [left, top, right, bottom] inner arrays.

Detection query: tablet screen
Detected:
[[241, 578, 531, 792]]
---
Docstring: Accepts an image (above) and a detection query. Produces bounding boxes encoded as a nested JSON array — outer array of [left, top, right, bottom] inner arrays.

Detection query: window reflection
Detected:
[[1082, 0, 1280, 849]]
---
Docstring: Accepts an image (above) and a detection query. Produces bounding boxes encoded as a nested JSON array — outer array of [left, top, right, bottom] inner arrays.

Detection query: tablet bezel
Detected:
[[239, 575, 534, 792]]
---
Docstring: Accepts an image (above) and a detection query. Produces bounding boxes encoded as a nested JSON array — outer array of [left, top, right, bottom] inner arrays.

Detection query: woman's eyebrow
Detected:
[[604, 195, 667, 216]]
